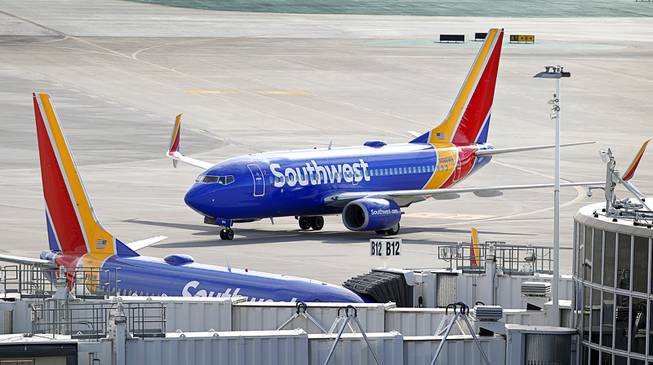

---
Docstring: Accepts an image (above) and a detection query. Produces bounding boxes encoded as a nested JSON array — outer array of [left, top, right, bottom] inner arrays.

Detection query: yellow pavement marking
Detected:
[[185, 89, 240, 95], [404, 212, 494, 220], [258, 90, 308, 95]]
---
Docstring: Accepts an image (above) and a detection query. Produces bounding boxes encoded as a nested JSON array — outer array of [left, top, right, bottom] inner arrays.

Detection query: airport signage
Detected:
[[370, 239, 401, 257]]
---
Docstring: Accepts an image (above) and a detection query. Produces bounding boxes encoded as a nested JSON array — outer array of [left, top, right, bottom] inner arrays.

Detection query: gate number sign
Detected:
[[370, 239, 401, 257]]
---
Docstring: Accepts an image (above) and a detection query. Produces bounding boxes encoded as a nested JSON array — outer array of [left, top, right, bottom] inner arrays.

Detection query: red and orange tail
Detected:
[[34, 93, 136, 259], [470, 227, 481, 268], [622, 139, 650, 182], [411, 28, 504, 146]]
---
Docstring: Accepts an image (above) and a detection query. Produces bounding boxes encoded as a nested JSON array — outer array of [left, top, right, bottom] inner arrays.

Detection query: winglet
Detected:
[[622, 139, 650, 181], [165, 114, 214, 170], [470, 227, 480, 268], [168, 113, 182, 167]]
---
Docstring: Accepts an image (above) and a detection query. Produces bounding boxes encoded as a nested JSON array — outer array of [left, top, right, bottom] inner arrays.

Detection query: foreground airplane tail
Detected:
[[412, 28, 503, 146], [33, 93, 138, 259]]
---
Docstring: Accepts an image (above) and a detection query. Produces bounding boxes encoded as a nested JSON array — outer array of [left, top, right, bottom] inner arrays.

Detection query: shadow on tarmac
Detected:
[[124, 218, 535, 248]]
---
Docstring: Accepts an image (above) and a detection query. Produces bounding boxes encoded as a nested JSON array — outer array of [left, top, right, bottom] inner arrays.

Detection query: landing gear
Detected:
[[310, 216, 324, 231], [298, 216, 324, 231], [376, 223, 400, 236], [219, 227, 234, 240], [299, 217, 312, 230]]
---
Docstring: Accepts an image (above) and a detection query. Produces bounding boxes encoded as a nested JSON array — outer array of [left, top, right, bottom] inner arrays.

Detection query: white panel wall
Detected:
[[502, 309, 547, 326], [308, 332, 404, 365], [126, 330, 309, 365], [120, 296, 238, 332], [232, 302, 391, 334], [403, 335, 506, 365], [385, 308, 448, 336], [386, 308, 548, 336]]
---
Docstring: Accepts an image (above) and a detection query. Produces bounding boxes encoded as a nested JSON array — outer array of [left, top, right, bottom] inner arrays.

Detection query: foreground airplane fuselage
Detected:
[[71, 253, 362, 302], [186, 142, 493, 218]]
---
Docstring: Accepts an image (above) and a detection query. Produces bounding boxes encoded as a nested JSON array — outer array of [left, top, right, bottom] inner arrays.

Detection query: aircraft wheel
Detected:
[[298, 217, 312, 230], [310, 216, 324, 231], [385, 223, 400, 236], [220, 228, 234, 240]]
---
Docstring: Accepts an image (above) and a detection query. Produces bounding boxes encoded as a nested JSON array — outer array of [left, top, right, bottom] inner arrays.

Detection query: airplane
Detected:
[[168, 28, 599, 240], [0, 92, 364, 303]]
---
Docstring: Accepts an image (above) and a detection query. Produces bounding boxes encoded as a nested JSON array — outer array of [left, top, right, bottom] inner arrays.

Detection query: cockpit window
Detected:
[[196, 174, 235, 185]]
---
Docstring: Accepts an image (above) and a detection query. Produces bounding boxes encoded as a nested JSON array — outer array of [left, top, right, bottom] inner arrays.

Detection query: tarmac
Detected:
[[0, 0, 652, 284]]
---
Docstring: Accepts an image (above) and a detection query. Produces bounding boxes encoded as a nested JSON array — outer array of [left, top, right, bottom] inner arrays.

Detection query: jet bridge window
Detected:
[[196, 174, 235, 185]]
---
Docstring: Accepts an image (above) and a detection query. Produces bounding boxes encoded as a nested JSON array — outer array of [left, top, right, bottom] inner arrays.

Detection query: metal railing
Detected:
[[436, 241, 562, 276], [0, 264, 120, 299], [437, 242, 487, 274], [0, 264, 56, 298], [494, 243, 553, 275], [32, 300, 166, 340]]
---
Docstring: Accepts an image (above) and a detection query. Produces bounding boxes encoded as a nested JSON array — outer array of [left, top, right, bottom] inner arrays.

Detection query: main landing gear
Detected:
[[298, 216, 324, 231], [376, 223, 400, 236], [219, 227, 234, 240]]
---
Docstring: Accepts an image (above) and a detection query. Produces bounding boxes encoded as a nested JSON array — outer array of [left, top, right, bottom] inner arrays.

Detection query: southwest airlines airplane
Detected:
[[0, 92, 363, 302], [169, 28, 594, 240]]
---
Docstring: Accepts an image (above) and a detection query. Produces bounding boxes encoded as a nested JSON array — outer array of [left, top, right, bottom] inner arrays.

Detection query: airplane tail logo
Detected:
[[33, 93, 137, 260], [411, 28, 504, 146], [470, 227, 481, 268], [622, 139, 650, 181]]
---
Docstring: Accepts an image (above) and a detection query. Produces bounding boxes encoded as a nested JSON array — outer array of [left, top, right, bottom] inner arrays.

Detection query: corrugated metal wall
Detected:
[[232, 302, 391, 333], [121, 296, 238, 332], [308, 332, 404, 365], [126, 330, 309, 365], [385, 308, 548, 336], [403, 335, 506, 365]]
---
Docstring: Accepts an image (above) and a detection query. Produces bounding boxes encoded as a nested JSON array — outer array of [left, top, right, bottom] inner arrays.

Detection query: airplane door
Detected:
[[247, 164, 265, 197]]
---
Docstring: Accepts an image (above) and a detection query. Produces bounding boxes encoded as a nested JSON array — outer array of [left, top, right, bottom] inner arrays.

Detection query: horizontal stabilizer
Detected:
[[476, 141, 595, 156], [0, 254, 56, 268], [125, 236, 167, 251]]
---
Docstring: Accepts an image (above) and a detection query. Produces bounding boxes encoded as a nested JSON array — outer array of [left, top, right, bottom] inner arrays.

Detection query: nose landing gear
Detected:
[[298, 216, 324, 231], [219, 227, 234, 240]]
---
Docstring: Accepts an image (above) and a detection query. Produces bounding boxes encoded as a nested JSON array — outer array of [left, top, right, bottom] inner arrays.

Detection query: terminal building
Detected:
[[574, 201, 653, 365]]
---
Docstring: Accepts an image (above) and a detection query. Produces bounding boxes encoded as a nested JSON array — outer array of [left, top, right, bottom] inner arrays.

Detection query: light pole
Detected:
[[534, 65, 571, 325]]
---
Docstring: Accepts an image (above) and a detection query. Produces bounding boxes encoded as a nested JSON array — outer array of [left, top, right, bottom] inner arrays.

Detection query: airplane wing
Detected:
[[0, 254, 56, 268], [476, 141, 595, 156], [125, 236, 167, 251], [167, 113, 214, 170], [324, 181, 603, 207]]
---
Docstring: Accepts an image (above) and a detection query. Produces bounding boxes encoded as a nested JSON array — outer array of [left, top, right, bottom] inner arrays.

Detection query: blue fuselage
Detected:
[[94, 254, 363, 302], [184, 142, 492, 220]]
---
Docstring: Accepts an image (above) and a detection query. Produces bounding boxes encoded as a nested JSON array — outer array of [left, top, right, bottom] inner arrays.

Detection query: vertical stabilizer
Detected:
[[411, 28, 504, 146], [33, 93, 137, 258]]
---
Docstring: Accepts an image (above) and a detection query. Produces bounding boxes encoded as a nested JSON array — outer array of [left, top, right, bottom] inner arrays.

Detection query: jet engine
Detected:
[[342, 197, 401, 233]]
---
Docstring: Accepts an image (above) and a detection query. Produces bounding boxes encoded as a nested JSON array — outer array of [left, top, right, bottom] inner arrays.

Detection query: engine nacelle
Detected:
[[342, 198, 401, 231]]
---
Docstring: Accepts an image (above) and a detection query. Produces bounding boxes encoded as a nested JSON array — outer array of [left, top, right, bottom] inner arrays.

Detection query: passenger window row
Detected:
[[369, 165, 443, 177]]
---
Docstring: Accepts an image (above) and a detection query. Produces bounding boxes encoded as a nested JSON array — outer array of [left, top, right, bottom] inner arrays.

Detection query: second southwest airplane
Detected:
[[169, 28, 595, 240]]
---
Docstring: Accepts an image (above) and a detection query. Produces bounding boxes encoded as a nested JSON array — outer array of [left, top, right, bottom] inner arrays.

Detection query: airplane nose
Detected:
[[184, 185, 212, 216]]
